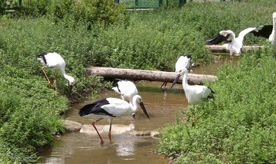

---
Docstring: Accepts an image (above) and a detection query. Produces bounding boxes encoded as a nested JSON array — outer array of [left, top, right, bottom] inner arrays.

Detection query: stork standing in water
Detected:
[[78, 95, 150, 145], [37, 52, 75, 93], [170, 68, 213, 124], [112, 79, 139, 119], [160, 55, 192, 88]]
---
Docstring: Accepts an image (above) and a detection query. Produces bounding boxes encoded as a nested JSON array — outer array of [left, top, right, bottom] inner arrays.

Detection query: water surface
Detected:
[[38, 55, 237, 164]]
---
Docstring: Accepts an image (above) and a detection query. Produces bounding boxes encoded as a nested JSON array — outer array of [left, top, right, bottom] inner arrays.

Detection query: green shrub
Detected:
[[18, 0, 52, 16], [1, 1, 276, 163], [0, 17, 113, 162], [0, 76, 67, 163], [88, 10, 213, 71], [159, 48, 276, 163], [71, 0, 128, 26], [23, 0, 129, 27], [48, 0, 75, 20], [0, 17, 100, 100], [3, 0, 128, 27], [151, 1, 276, 45]]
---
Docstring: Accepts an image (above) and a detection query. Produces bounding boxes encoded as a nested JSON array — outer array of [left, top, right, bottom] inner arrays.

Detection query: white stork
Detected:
[[170, 68, 213, 124], [112, 79, 138, 105], [78, 95, 150, 145], [160, 55, 192, 88], [206, 27, 263, 64], [37, 52, 75, 94]]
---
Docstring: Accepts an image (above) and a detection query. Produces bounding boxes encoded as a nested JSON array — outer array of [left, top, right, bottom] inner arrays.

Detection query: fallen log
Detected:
[[206, 45, 264, 53], [86, 67, 217, 85]]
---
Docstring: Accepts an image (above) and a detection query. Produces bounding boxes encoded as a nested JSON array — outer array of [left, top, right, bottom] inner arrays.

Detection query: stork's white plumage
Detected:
[[78, 95, 150, 145], [206, 27, 261, 64], [170, 68, 213, 123], [112, 79, 138, 105], [160, 55, 192, 88], [37, 52, 75, 93], [175, 55, 192, 71], [207, 11, 276, 64], [268, 12, 276, 43]]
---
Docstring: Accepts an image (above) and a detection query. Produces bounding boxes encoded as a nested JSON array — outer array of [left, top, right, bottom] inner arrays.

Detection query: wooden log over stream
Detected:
[[206, 45, 264, 53], [86, 67, 217, 85]]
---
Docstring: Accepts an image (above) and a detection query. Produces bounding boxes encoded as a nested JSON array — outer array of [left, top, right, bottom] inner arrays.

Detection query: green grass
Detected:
[[159, 48, 276, 163], [1, 0, 276, 163], [0, 76, 68, 163]]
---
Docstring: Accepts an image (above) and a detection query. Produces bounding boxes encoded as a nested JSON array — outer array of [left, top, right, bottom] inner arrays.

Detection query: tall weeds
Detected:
[[159, 48, 276, 163], [1, 0, 276, 163]]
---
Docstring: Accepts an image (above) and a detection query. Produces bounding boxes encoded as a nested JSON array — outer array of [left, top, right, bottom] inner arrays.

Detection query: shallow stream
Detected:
[[38, 55, 238, 164]]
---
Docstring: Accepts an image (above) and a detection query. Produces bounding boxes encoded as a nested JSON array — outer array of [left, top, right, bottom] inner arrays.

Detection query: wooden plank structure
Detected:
[[206, 45, 264, 53], [86, 67, 217, 85]]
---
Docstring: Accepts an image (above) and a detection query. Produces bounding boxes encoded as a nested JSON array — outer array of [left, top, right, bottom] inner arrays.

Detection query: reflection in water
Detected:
[[116, 141, 135, 157], [39, 132, 165, 164], [163, 90, 167, 100], [39, 56, 234, 164], [39, 84, 176, 164]]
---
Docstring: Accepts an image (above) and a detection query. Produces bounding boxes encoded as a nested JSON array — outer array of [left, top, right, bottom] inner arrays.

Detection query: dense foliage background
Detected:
[[0, 0, 275, 163]]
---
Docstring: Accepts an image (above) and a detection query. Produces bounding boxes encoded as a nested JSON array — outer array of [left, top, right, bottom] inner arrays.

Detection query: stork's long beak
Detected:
[[140, 102, 150, 119], [170, 73, 181, 89]]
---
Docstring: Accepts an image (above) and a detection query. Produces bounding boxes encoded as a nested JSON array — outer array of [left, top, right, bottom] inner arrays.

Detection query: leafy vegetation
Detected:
[[48, 0, 128, 26], [0, 0, 123, 162], [159, 48, 276, 163], [0, 0, 276, 163], [0, 76, 67, 163]]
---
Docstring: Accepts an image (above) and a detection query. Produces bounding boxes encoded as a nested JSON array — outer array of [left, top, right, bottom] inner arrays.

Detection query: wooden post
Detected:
[[86, 67, 217, 85]]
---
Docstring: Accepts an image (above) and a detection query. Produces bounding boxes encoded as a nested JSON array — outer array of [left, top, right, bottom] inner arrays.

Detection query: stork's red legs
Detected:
[[191, 105, 196, 127], [54, 72, 58, 91], [42, 66, 51, 88], [92, 118, 104, 145], [109, 123, 112, 144]]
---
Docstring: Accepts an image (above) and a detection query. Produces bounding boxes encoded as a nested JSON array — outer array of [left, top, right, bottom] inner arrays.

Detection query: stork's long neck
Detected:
[[269, 13, 276, 43], [60, 69, 73, 82], [64, 74, 73, 82], [182, 71, 189, 91], [273, 16, 276, 31], [130, 98, 135, 107], [131, 100, 139, 113]]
